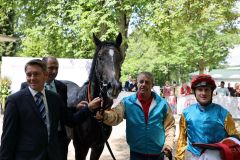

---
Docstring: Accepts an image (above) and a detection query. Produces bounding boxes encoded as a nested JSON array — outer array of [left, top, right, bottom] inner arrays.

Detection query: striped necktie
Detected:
[[35, 92, 46, 122]]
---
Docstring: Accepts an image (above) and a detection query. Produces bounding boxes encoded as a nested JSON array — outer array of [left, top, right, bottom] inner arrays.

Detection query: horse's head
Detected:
[[92, 33, 123, 99]]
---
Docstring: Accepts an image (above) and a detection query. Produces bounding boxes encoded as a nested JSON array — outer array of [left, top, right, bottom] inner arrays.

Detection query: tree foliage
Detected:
[[0, 0, 239, 85], [9, 0, 146, 58], [0, 0, 16, 58], [124, 0, 240, 85]]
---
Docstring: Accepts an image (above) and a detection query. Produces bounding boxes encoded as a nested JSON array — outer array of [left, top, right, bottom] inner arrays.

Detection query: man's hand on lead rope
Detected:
[[76, 97, 101, 112]]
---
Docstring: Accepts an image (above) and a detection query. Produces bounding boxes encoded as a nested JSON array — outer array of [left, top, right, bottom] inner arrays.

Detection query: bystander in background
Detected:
[[180, 82, 191, 96], [124, 74, 133, 91], [129, 78, 137, 92], [234, 83, 240, 97], [215, 81, 230, 96], [163, 80, 171, 99], [227, 82, 235, 96], [167, 90, 177, 114], [172, 81, 179, 97]]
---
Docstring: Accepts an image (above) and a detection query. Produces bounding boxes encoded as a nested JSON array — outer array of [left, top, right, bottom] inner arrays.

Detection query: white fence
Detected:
[[1, 57, 92, 93], [177, 95, 240, 119], [114, 92, 240, 120]]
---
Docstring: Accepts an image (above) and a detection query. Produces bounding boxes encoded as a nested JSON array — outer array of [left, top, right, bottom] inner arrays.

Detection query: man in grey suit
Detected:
[[0, 59, 101, 160]]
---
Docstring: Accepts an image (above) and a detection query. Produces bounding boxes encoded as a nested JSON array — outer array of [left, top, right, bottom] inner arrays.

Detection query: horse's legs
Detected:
[[90, 125, 112, 160], [90, 144, 105, 160], [73, 132, 89, 160]]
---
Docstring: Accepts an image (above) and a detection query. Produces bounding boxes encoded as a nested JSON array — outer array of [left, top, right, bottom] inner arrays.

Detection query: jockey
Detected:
[[175, 74, 240, 160]]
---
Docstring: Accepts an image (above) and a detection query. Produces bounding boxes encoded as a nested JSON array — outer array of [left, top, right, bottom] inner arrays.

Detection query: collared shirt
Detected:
[[137, 92, 153, 124], [28, 87, 50, 139], [45, 81, 57, 93]]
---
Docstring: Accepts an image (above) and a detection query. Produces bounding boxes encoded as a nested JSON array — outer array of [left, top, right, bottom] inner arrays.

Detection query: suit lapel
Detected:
[[23, 88, 44, 122], [54, 80, 61, 94], [45, 90, 54, 127]]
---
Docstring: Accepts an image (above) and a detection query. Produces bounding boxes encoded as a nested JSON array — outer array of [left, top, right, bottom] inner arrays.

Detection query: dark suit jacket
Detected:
[[21, 80, 68, 135], [54, 80, 67, 107], [0, 88, 91, 160]]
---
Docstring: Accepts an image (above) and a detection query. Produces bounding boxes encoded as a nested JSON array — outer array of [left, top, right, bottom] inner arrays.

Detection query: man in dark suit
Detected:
[[20, 57, 70, 160], [42, 56, 70, 160], [0, 59, 101, 160], [124, 74, 132, 91]]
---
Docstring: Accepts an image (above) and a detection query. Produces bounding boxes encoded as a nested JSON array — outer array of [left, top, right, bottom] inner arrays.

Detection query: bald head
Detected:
[[42, 56, 59, 83]]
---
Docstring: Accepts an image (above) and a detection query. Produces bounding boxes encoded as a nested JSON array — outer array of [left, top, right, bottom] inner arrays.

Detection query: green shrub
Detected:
[[0, 77, 11, 113]]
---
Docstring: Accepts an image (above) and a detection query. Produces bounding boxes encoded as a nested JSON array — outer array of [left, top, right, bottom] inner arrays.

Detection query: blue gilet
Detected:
[[122, 92, 169, 154], [183, 103, 228, 156]]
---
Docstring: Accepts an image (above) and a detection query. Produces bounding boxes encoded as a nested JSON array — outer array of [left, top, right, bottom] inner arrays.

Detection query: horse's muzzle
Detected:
[[107, 81, 122, 99]]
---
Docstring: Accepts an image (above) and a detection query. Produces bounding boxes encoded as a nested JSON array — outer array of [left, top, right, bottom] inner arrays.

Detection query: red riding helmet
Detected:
[[191, 74, 216, 90]]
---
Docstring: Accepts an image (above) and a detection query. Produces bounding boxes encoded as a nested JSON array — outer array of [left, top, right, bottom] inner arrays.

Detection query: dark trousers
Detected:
[[130, 151, 164, 160], [58, 131, 71, 160]]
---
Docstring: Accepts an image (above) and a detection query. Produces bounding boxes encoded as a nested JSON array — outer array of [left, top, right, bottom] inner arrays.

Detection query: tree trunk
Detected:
[[198, 60, 205, 74], [118, 0, 129, 60]]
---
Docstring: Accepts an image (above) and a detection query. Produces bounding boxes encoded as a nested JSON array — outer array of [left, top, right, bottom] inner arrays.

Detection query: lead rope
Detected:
[[87, 81, 92, 102], [88, 81, 116, 160], [99, 83, 116, 160]]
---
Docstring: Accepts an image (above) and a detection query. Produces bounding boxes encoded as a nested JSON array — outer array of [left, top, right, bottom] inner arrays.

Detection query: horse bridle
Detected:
[[94, 45, 122, 102]]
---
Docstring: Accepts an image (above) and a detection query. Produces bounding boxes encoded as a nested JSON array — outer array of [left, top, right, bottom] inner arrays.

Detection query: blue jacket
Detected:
[[122, 92, 170, 154], [184, 103, 228, 156]]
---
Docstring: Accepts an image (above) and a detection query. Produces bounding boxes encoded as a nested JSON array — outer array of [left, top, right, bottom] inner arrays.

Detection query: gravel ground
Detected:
[[67, 120, 129, 160]]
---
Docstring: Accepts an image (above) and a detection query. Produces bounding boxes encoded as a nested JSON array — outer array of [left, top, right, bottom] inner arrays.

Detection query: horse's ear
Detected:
[[116, 33, 122, 47], [93, 34, 101, 46]]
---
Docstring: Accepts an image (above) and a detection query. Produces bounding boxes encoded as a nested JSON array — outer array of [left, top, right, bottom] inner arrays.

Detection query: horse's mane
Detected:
[[88, 41, 120, 81]]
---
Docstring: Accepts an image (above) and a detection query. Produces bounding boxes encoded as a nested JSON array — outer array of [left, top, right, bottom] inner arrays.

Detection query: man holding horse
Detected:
[[95, 71, 175, 160], [0, 59, 100, 160]]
